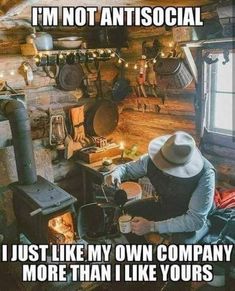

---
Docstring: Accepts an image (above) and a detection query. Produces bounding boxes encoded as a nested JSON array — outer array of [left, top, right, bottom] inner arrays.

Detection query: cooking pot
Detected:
[[26, 31, 53, 51]]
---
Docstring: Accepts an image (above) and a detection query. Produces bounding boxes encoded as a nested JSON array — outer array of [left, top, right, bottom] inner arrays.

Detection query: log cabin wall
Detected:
[[0, 20, 197, 184]]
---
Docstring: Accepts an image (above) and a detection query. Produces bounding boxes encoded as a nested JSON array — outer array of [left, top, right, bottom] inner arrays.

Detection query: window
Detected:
[[205, 49, 234, 136]]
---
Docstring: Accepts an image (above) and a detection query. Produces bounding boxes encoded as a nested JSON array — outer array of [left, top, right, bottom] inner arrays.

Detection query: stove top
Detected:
[[10, 175, 77, 214]]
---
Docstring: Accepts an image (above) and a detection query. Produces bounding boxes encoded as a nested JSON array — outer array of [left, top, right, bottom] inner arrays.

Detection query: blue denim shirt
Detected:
[[110, 154, 216, 234]]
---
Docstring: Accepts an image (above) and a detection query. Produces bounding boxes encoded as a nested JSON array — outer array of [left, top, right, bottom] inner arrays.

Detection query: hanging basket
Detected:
[[154, 58, 193, 89]]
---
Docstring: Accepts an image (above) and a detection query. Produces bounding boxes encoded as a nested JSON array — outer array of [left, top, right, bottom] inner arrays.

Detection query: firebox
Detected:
[[10, 176, 78, 244]]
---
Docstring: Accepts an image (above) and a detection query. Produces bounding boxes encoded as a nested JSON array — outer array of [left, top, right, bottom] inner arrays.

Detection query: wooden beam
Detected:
[[182, 46, 198, 83]]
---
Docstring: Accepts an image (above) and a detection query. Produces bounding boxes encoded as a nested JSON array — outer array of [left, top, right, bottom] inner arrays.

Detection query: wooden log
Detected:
[[111, 110, 195, 154], [0, 0, 39, 17], [202, 143, 235, 161]]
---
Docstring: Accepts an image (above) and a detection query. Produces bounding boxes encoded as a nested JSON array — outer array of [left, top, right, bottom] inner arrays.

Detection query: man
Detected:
[[107, 131, 216, 290]]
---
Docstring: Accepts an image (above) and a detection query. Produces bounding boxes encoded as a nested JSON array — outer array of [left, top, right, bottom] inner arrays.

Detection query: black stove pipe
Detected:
[[0, 99, 37, 185]]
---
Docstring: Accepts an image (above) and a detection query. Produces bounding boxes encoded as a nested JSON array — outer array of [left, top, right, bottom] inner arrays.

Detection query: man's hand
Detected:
[[105, 174, 121, 187], [131, 217, 154, 236]]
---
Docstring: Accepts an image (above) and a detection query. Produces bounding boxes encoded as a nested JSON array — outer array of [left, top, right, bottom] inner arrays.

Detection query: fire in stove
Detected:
[[48, 212, 75, 244]]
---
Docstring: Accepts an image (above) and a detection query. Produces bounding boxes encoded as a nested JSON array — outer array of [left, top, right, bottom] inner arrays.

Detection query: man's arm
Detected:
[[153, 168, 215, 233], [106, 154, 149, 184]]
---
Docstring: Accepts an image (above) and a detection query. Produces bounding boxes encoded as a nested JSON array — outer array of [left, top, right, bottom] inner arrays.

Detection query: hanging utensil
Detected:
[[112, 63, 131, 101], [85, 60, 119, 137], [57, 63, 85, 91]]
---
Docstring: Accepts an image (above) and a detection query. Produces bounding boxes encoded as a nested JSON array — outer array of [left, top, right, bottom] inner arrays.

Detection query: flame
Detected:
[[48, 212, 75, 244]]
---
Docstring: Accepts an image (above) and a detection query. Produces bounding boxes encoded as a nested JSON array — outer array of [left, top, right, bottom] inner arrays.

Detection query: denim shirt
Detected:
[[110, 154, 216, 234]]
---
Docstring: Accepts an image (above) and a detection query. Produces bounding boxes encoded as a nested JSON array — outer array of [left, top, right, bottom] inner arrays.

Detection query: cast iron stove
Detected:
[[10, 176, 78, 244]]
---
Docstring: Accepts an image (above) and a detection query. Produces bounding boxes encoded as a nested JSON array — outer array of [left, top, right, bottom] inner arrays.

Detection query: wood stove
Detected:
[[0, 97, 78, 245], [10, 176, 77, 244]]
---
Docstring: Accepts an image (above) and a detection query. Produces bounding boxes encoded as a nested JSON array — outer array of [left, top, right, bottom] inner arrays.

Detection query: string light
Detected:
[[23, 64, 28, 71], [10, 70, 15, 76], [34, 56, 40, 63], [0, 72, 4, 78], [31, 48, 164, 71]]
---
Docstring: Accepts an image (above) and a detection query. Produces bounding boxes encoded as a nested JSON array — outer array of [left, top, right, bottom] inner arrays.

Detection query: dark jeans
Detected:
[[123, 197, 210, 244]]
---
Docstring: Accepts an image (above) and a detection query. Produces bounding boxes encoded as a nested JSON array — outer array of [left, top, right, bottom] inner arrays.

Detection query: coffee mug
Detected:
[[119, 214, 132, 234]]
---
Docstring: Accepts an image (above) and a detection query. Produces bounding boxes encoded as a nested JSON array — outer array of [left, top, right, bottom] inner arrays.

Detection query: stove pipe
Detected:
[[0, 99, 37, 185]]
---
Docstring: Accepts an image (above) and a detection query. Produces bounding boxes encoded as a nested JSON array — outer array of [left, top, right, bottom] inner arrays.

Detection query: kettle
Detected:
[[26, 27, 53, 51]]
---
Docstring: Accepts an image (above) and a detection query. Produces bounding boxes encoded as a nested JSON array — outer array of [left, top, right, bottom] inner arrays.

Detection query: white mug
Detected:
[[119, 214, 132, 234]]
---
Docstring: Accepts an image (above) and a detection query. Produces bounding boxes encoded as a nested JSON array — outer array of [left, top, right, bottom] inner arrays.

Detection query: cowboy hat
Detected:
[[148, 131, 204, 178]]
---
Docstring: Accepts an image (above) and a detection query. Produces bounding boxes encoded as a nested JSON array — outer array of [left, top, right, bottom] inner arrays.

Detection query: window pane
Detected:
[[214, 92, 234, 131], [216, 53, 233, 92]]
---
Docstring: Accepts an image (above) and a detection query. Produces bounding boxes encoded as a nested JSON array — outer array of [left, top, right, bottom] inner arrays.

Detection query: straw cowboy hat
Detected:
[[148, 131, 204, 178]]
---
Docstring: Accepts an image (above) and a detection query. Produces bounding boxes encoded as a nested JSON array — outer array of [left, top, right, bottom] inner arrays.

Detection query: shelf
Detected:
[[21, 43, 117, 58]]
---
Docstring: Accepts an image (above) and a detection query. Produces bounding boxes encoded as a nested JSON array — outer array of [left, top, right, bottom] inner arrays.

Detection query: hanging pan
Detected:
[[57, 63, 85, 91], [85, 61, 119, 137]]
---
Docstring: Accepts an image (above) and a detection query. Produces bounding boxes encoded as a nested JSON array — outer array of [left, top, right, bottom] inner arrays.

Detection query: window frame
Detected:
[[201, 42, 235, 148]]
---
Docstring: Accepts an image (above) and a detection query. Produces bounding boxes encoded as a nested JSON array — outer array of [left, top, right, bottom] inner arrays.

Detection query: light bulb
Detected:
[[34, 56, 40, 62], [92, 52, 97, 58], [145, 63, 148, 68], [99, 49, 104, 54], [118, 59, 122, 64], [161, 52, 165, 57], [125, 63, 129, 68], [10, 70, 15, 76], [107, 49, 112, 54], [111, 53, 115, 58], [153, 59, 157, 63], [134, 64, 138, 70], [119, 141, 125, 150]]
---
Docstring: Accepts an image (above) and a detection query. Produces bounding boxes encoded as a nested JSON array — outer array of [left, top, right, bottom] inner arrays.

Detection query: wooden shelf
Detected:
[[21, 43, 117, 57]]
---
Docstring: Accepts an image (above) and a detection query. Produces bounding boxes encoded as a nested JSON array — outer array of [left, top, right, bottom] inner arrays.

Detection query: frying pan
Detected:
[[57, 63, 85, 91], [85, 99, 119, 136], [85, 61, 119, 137]]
